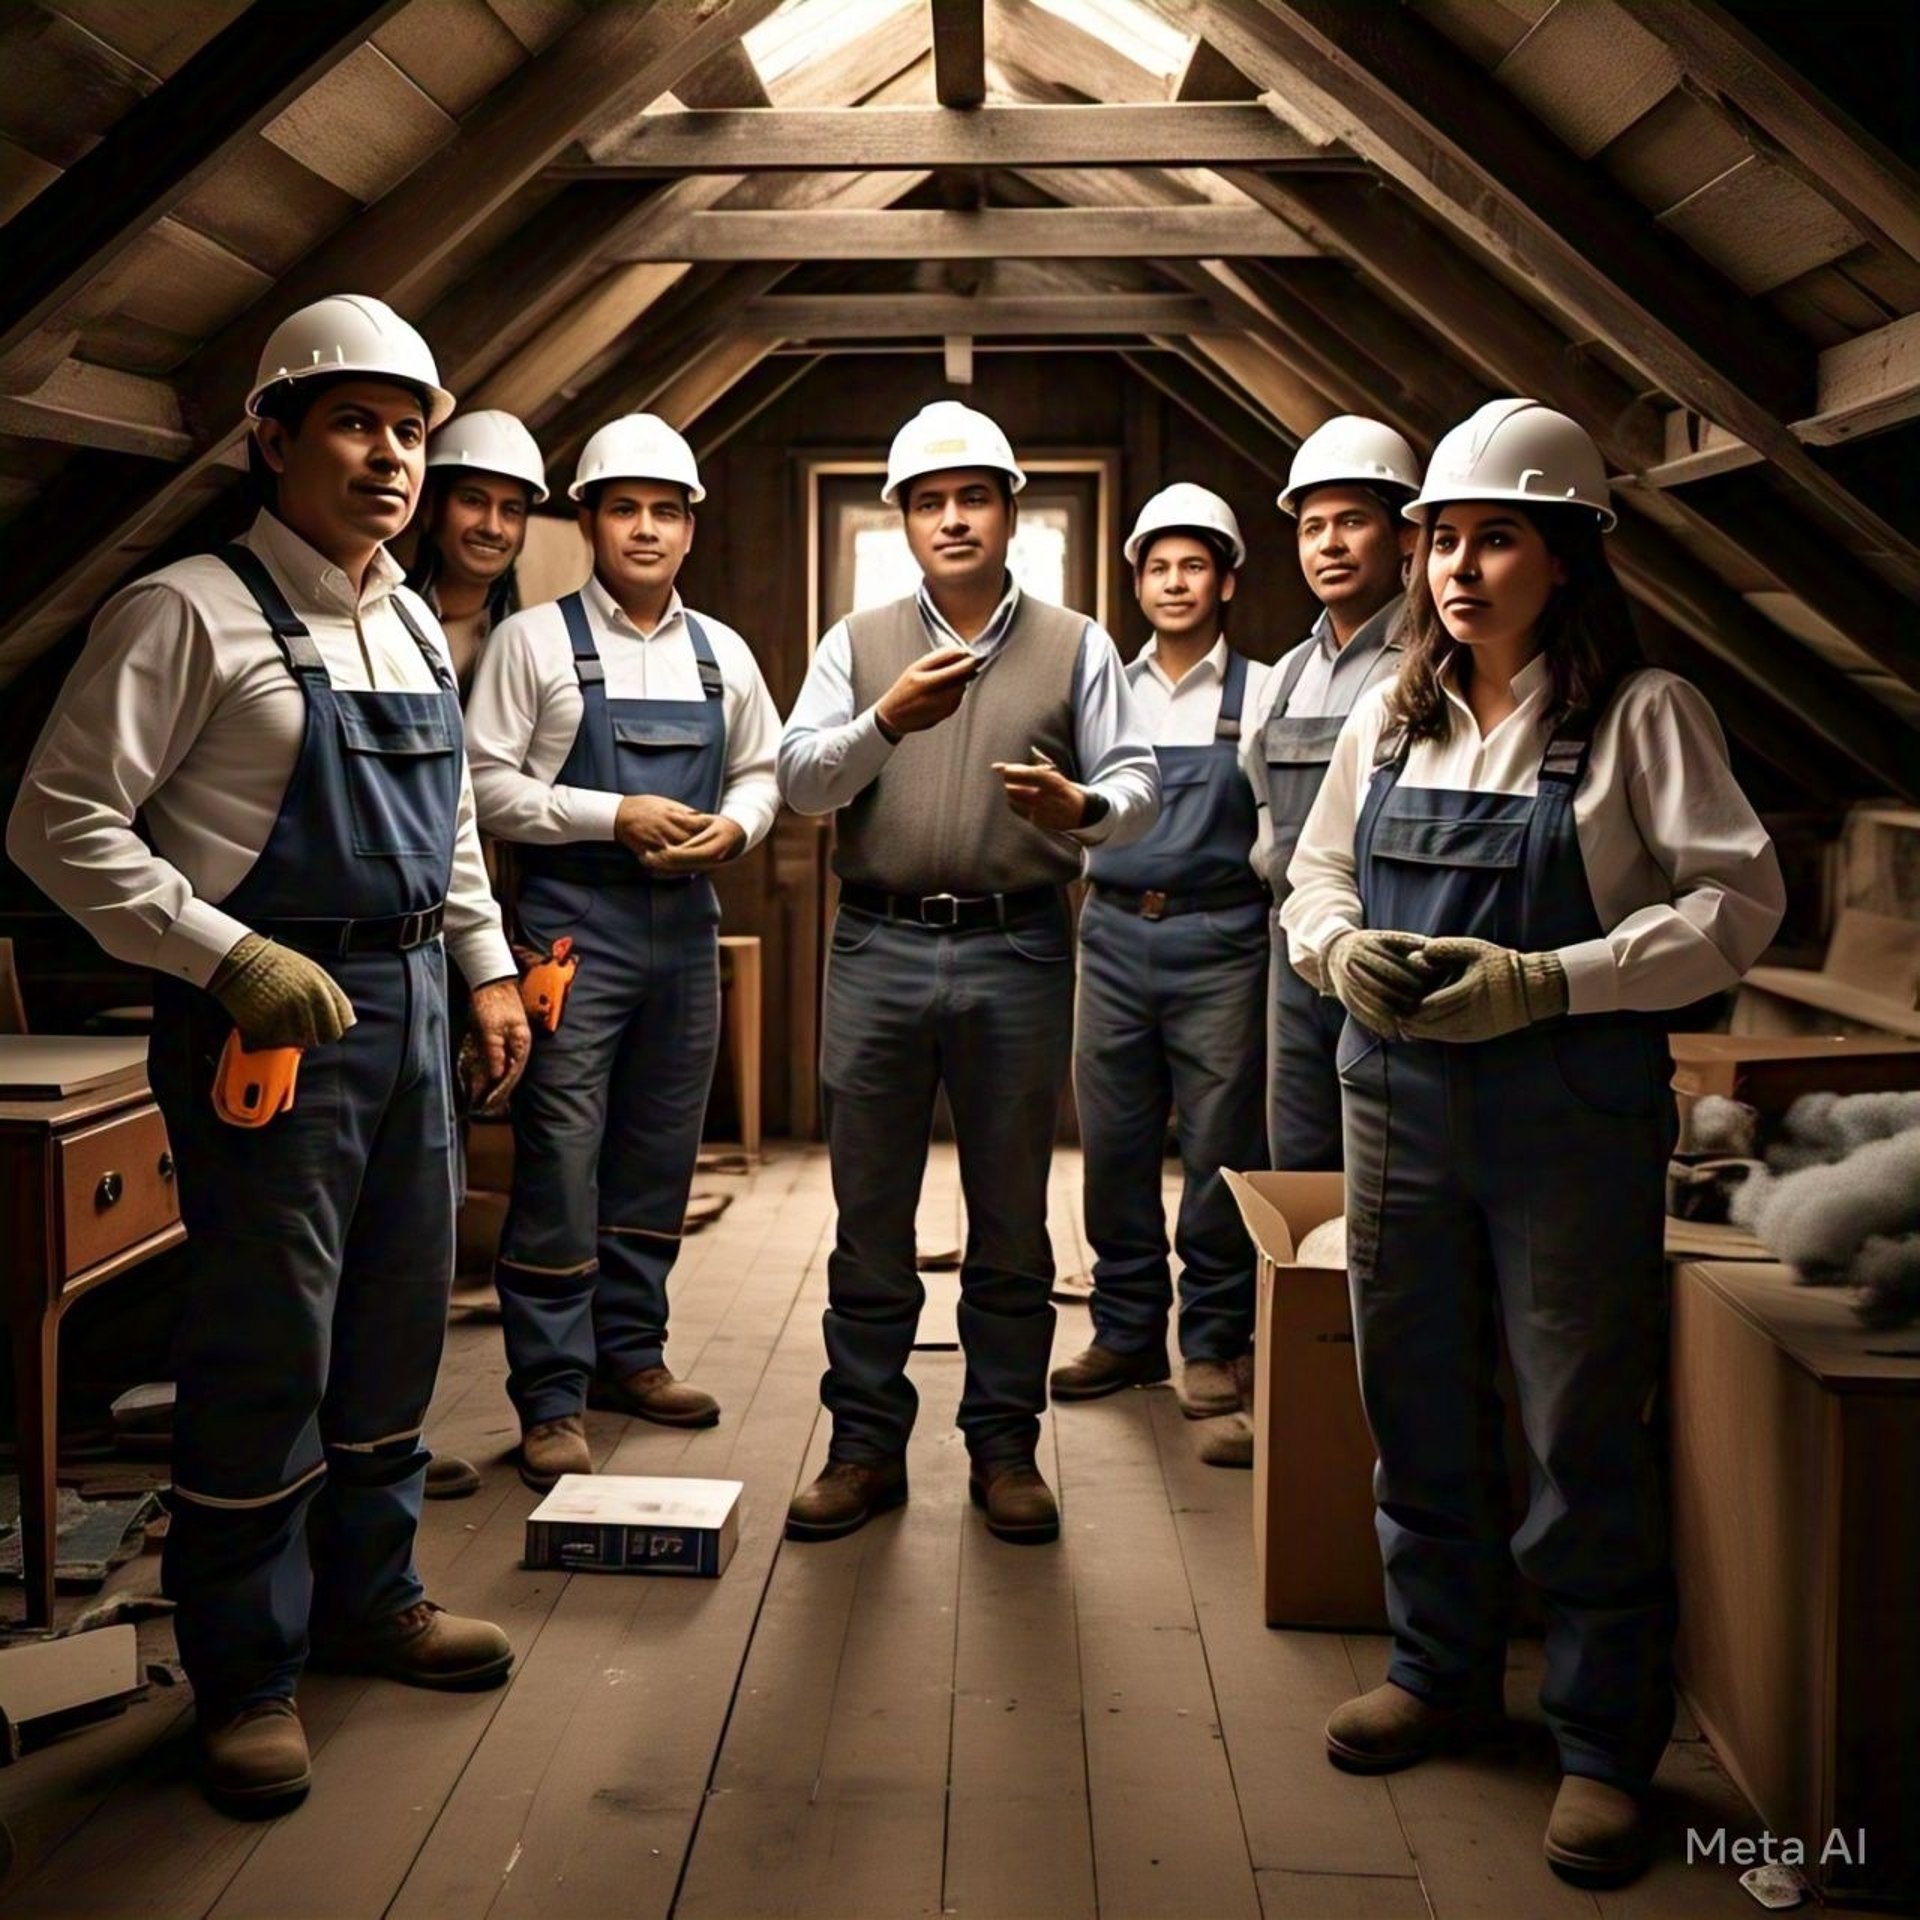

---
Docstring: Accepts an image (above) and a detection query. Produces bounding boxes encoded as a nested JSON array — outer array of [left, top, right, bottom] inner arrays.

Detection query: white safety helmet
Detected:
[[1406, 398, 1615, 529], [1124, 483, 1247, 571], [569, 413, 705, 503], [882, 400, 1026, 505], [245, 293, 455, 428], [1277, 414, 1421, 517], [426, 408, 549, 503]]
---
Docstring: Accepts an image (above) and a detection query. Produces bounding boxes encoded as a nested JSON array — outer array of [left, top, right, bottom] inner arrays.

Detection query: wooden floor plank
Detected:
[[1256, 1869, 1434, 1918]]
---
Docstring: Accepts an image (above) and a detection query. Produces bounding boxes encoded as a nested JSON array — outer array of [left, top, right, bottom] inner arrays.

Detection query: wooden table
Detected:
[[1, 1071, 183, 1627]]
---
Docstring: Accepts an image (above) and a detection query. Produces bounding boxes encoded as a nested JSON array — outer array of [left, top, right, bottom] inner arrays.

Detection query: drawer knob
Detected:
[[96, 1171, 124, 1210], [157, 1152, 175, 1181]]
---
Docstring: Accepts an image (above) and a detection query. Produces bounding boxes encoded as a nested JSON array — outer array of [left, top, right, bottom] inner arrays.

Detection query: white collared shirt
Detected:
[[462, 573, 782, 849], [6, 510, 514, 991], [1280, 657, 1786, 1015]]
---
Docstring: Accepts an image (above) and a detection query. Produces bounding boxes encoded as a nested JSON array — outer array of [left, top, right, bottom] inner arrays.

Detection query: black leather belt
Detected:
[[1090, 880, 1269, 922], [838, 882, 1060, 931], [257, 904, 446, 956]]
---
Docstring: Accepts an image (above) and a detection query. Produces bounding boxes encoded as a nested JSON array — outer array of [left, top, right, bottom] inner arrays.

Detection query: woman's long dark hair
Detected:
[[405, 473, 523, 625], [1386, 502, 1643, 745]]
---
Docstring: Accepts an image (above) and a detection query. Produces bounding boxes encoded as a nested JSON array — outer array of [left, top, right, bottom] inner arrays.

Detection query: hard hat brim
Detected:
[[567, 473, 707, 504], [880, 461, 1027, 507], [426, 459, 550, 505], [246, 366, 458, 431], [1403, 486, 1616, 532], [1123, 525, 1247, 570]]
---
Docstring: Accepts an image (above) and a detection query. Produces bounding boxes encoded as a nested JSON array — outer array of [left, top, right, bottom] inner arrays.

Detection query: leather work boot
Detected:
[[312, 1601, 514, 1690], [200, 1698, 311, 1819], [424, 1453, 481, 1499], [590, 1366, 721, 1428], [1049, 1342, 1171, 1402], [785, 1459, 908, 1542], [1196, 1412, 1254, 1469], [1176, 1357, 1242, 1419], [1544, 1776, 1649, 1885], [1325, 1682, 1505, 1773], [968, 1460, 1060, 1544], [518, 1412, 592, 1491]]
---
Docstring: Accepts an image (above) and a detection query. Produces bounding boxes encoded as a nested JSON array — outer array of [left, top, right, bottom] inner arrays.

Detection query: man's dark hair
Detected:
[[1132, 525, 1239, 581], [252, 370, 432, 435]]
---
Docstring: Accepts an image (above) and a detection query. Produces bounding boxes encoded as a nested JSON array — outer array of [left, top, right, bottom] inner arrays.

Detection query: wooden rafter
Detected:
[[1119, 345, 1296, 477], [932, 0, 986, 110], [690, 352, 825, 462], [989, 0, 1164, 103], [0, 0, 407, 379], [736, 293, 1218, 338], [0, 361, 190, 462], [565, 104, 1339, 174], [1172, 38, 1258, 102], [614, 205, 1317, 261]]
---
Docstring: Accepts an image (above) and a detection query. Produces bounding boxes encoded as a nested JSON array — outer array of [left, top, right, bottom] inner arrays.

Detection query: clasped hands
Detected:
[[615, 793, 747, 875], [1326, 930, 1569, 1044]]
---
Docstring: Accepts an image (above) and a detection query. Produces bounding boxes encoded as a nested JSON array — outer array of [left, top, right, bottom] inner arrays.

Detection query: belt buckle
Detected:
[[1139, 889, 1168, 921], [398, 908, 431, 949], [920, 893, 962, 928]]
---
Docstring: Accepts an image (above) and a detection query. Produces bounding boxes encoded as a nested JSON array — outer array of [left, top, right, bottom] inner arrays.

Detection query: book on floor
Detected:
[[524, 1475, 742, 1577]]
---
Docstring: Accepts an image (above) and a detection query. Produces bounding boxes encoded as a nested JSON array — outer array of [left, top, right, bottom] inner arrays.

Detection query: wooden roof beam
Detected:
[[690, 351, 825, 462], [673, 41, 775, 110], [614, 204, 1317, 260], [932, 0, 986, 110], [0, 360, 191, 461], [989, 0, 1166, 103], [735, 293, 1219, 338], [1120, 344, 1297, 477], [0, 0, 406, 375], [1212, 0, 1920, 592], [565, 103, 1341, 173], [1173, 38, 1258, 102]]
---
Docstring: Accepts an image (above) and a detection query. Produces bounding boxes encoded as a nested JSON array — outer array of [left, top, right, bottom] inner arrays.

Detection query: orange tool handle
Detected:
[[521, 935, 580, 1033], [213, 1030, 303, 1128]]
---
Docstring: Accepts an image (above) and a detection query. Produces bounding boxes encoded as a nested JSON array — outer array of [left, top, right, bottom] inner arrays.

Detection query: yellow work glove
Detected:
[[209, 934, 356, 1050], [1323, 928, 1436, 1039], [1400, 936, 1568, 1044]]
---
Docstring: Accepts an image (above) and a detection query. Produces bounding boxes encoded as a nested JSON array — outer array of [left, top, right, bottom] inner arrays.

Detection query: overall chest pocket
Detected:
[[335, 697, 458, 859], [1370, 813, 1526, 870], [1265, 714, 1346, 768], [610, 714, 717, 805]]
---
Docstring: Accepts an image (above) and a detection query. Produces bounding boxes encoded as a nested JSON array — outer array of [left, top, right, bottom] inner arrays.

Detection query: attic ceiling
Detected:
[[0, 0, 1915, 806]]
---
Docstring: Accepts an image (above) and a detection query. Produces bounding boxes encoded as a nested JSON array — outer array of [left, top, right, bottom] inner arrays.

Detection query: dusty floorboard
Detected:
[[0, 1146, 1808, 1918]]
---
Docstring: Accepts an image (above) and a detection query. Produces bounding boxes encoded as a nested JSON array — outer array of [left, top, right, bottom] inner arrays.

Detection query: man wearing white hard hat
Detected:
[[1244, 415, 1419, 1171], [408, 408, 548, 696], [779, 400, 1159, 1545], [465, 412, 781, 1489], [1283, 399, 1783, 1882], [8, 294, 533, 1815], [1050, 485, 1270, 1453]]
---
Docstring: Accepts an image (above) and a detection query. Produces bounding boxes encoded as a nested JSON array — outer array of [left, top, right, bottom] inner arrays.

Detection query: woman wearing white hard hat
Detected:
[[779, 399, 1160, 1545], [1052, 484, 1271, 1458], [408, 409, 549, 695], [1281, 400, 1785, 1882], [1244, 415, 1420, 1175], [464, 412, 782, 1488], [7, 293, 531, 1815]]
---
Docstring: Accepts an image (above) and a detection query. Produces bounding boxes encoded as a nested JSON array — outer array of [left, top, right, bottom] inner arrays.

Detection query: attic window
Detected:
[[1024, 0, 1194, 82], [745, 0, 919, 85]]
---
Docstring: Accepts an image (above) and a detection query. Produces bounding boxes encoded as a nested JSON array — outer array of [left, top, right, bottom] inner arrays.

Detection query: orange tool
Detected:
[[213, 1030, 302, 1127], [521, 936, 580, 1033]]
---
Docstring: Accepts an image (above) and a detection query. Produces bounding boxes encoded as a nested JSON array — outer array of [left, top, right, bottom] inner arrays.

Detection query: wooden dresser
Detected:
[[1, 1072, 184, 1626]]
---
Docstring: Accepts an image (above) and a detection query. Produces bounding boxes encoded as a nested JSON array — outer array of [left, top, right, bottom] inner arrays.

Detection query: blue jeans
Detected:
[[496, 876, 721, 1424], [1074, 895, 1267, 1361], [819, 901, 1074, 1467], [1267, 912, 1346, 1171]]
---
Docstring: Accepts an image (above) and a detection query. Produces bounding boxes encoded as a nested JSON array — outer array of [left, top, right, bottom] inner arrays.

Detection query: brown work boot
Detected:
[[1176, 1357, 1242, 1419], [590, 1365, 721, 1428], [1544, 1776, 1649, 1885], [968, 1460, 1060, 1544], [424, 1453, 481, 1499], [518, 1412, 591, 1491], [1049, 1342, 1171, 1402], [200, 1698, 310, 1819], [1196, 1412, 1254, 1469], [1325, 1682, 1504, 1773], [785, 1459, 908, 1542], [313, 1600, 513, 1690]]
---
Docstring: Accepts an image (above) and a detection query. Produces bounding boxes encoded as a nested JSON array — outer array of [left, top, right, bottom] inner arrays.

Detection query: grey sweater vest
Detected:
[[836, 593, 1086, 894]]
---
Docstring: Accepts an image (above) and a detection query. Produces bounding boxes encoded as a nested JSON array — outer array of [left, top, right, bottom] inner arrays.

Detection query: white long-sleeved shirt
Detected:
[[462, 574, 781, 851], [1280, 658, 1785, 1016], [1130, 634, 1273, 877], [777, 577, 1160, 849], [6, 510, 515, 992]]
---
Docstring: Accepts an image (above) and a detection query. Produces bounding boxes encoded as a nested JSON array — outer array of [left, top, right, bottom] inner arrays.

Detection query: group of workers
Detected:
[[7, 290, 1786, 1886]]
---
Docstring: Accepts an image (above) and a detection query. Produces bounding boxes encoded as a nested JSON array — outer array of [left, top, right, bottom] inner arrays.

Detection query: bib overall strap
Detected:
[[1215, 649, 1248, 743], [390, 593, 457, 695], [219, 546, 328, 679], [1271, 639, 1315, 720], [1538, 725, 1594, 787], [685, 613, 725, 701], [559, 590, 615, 782]]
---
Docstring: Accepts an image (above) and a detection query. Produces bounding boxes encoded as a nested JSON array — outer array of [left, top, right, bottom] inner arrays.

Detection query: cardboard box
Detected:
[[1225, 1170, 1389, 1631], [525, 1475, 742, 1577]]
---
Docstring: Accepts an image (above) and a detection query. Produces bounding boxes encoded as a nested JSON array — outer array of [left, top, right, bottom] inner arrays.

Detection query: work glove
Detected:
[[1323, 928, 1436, 1039], [1400, 936, 1568, 1044], [209, 934, 356, 1050]]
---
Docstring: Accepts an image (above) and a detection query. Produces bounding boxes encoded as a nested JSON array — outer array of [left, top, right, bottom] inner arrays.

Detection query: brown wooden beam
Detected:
[[1119, 346, 1296, 481], [0, 360, 190, 461], [615, 204, 1317, 261], [690, 352, 824, 462], [932, 0, 986, 109], [0, 0, 406, 369], [736, 293, 1218, 338], [565, 103, 1339, 174], [673, 41, 774, 110], [1172, 37, 1258, 102], [990, 0, 1164, 103]]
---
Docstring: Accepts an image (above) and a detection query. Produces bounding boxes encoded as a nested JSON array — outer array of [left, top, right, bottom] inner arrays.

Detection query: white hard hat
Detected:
[[569, 413, 705, 503], [1124, 483, 1246, 570], [427, 409, 549, 503], [882, 401, 1026, 505], [246, 293, 455, 428], [1277, 414, 1421, 516], [1407, 398, 1615, 529]]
